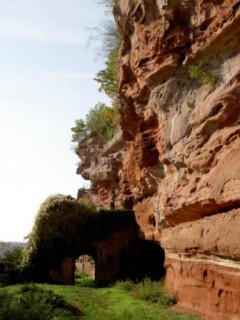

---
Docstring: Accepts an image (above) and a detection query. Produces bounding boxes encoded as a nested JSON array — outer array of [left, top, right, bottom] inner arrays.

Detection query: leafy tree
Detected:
[[94, 47, 119, 99], [70, 119, 87, 143], [94, 19, 120, 99], [0, 247, 23, 284], [0, 242, 11, 256], [71, 1, 120, 149], [71, 102, 119, 143], [86, 102, 119, 139]]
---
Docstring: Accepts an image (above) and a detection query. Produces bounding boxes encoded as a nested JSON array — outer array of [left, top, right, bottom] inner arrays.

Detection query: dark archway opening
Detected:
[[75, 255, 95, 286], [73, 246, 98, 286], [120, 240, 166, 282]]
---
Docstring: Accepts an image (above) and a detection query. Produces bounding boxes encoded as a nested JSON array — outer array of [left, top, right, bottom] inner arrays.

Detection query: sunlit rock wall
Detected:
[[113, 0, 240, 318], [76, 0, 240, 317]]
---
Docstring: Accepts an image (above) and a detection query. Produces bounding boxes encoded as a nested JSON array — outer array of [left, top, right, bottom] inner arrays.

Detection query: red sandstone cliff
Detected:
[[77, 0, 240, 318]]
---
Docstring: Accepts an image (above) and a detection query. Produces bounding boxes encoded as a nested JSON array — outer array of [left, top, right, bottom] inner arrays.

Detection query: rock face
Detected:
[[76, 0, 240, 318], [162, 210, 240, 319]]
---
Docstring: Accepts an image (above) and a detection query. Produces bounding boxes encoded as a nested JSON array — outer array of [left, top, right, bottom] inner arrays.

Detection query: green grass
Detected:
[[75, 270, 95, 287], [115, 278, 177, 305], [0, 279, 201, 320], [0, 284, 79, 320]]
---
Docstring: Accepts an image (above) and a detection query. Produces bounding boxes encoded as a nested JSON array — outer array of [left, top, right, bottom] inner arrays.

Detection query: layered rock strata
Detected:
[[77, 0, 240, 318], [162, 209, 240, 319]]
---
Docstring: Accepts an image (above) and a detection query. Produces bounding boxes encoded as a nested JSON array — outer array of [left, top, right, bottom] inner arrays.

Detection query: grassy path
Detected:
[[1, 281, 201, 320], [39, 283, 200, 320]]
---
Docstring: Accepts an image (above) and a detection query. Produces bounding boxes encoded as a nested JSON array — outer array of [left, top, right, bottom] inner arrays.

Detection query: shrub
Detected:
[[188, 62, 217, 87], [71, 1, 120, 150], [114, 279, 135, 291], [0, 247, 23, 284], [70, 119, 87, 143], [71, 102, 119, 144], [94, 45, 119, 100], [116, 278, 177, 307], [75, 271, 95, 287], [0, 284, 77, 320], [86, 102, 119, 140], [133, 278, 177, 306], [94, 17, 121, 100]]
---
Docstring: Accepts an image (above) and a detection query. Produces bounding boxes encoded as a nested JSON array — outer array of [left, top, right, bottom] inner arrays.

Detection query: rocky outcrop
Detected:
[[76, 130, 127, 208], [76, 0, 240, 318], [162, 210, 240, 318], [115, 0, 240, 223]]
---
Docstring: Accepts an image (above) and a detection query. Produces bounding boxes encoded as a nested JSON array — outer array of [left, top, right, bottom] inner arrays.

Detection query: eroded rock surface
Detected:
[[76, 0, 240, 318]]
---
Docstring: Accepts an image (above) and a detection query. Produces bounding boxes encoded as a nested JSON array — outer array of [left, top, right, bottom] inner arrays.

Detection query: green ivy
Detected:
[[21, 194, 134, 282]]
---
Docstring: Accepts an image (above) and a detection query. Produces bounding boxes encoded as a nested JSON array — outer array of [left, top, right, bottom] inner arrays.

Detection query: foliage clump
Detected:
[[188, 62, 217, 87], [21, 194, 96, 281], [94, 19, 121, 100], [0, 284, 77, 320], [21, 194, 134, 282], [71, 2, 121, 150], [71, 102, 119, 143], [0, 247, 23, 285], [115, 278, 177, 307], [75, 270, 95, 287]]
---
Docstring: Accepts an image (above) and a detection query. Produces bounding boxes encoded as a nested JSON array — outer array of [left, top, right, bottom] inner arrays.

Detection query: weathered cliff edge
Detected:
[[77, 0, 240, 318]]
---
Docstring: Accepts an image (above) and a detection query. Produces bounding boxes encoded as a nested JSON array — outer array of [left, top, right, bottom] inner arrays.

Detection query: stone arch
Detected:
[[43, 207, 166, 286], [50, 239, 166, 286], [49, 245, 98, 286], [74, 245, 98, 285]]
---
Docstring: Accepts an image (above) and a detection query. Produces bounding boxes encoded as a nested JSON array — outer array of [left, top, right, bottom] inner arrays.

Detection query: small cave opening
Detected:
[[120, 240, 166, 282]]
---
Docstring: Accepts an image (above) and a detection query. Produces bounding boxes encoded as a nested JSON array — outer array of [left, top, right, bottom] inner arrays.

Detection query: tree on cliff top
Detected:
[[71, 1, 120, 152], [94, 19, 120, 100], [71, 102, 119, 143]]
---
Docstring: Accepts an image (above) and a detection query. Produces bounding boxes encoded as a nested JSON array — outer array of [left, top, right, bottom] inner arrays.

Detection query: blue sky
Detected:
[[0, 0, 110, 241]]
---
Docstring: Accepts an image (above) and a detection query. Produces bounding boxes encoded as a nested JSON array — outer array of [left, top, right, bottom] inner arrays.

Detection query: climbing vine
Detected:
[[21, 194, 134, 282]]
